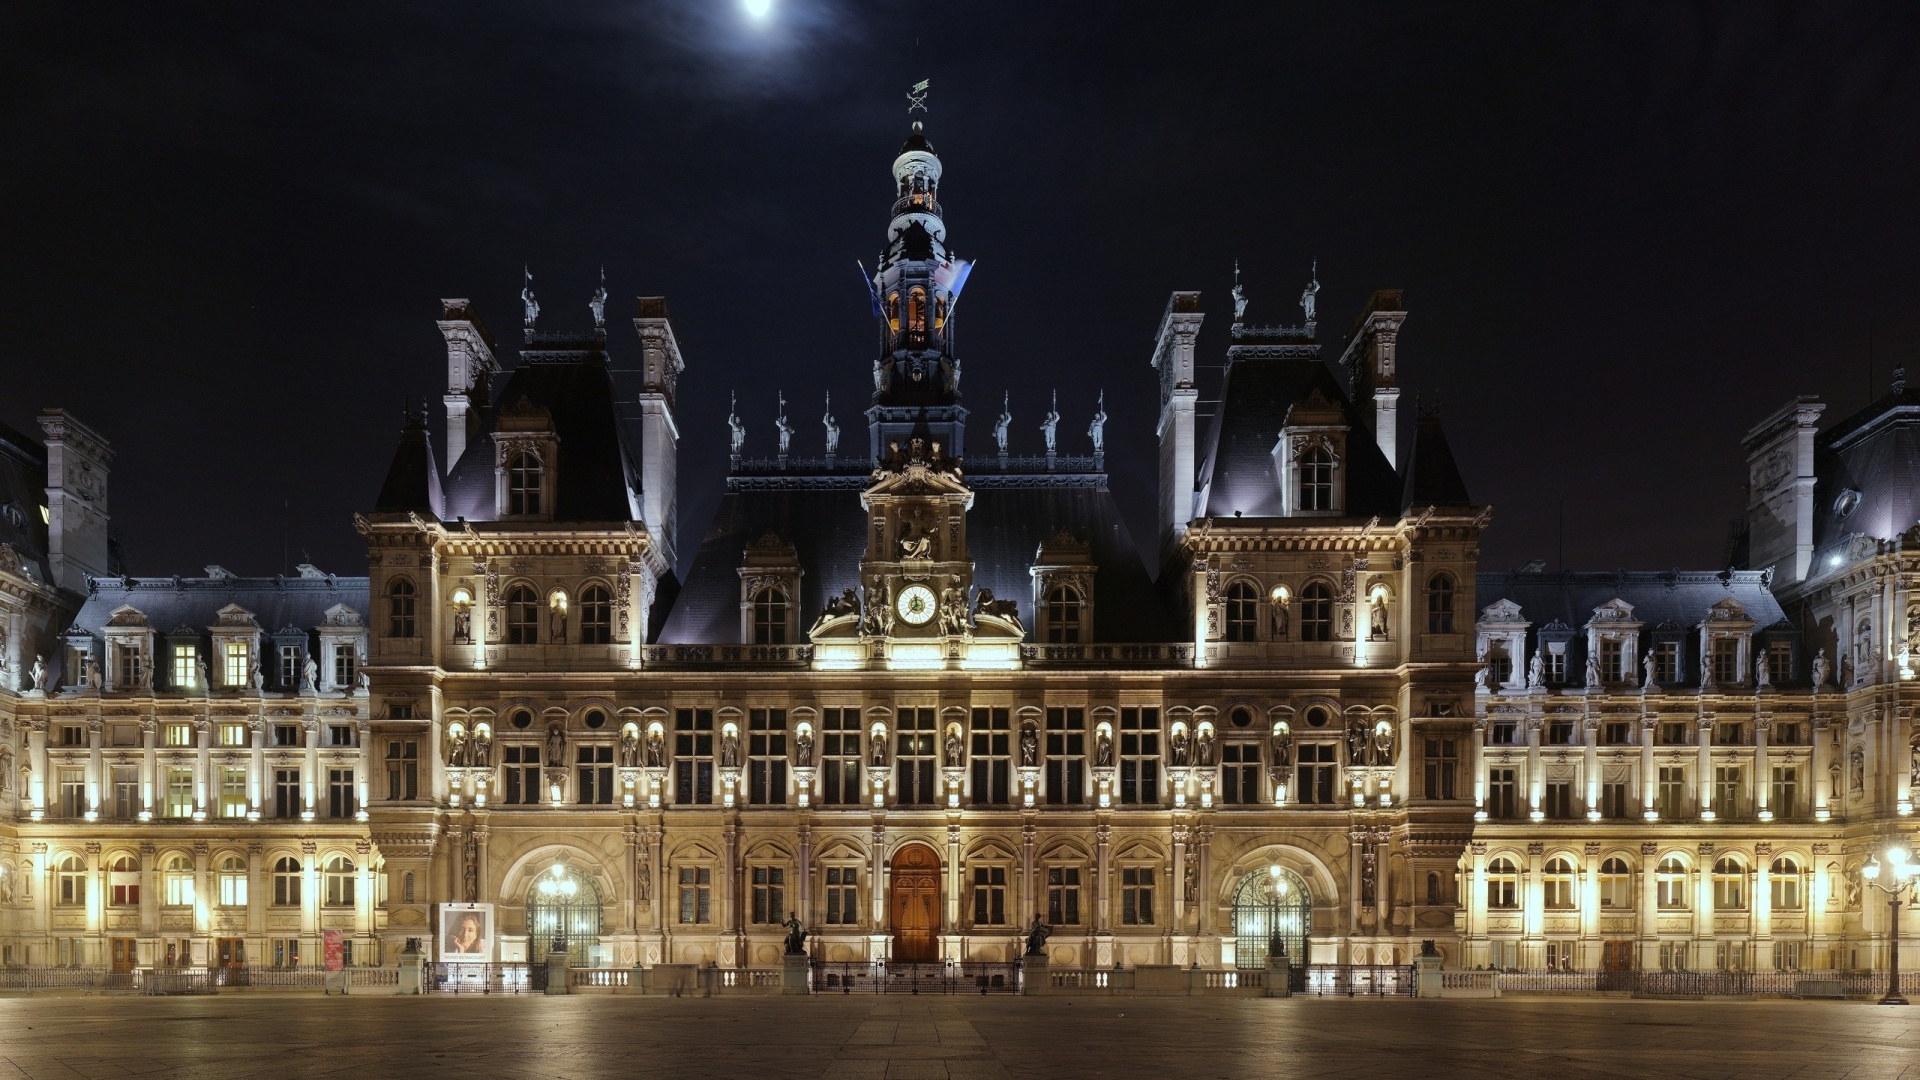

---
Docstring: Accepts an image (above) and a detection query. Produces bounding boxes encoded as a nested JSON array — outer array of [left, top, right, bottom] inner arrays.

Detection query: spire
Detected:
[[375, 400, 445, 515], [1400, 406, 1471, 511]]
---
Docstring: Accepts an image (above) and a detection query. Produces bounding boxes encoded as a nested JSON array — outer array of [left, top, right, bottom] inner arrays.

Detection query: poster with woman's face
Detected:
[[439, 904, 493, 961]]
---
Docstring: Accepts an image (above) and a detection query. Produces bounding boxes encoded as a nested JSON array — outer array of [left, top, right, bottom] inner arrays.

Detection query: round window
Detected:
[[510, 709, 533, 730], [1305, 706, 1331, 728], [1229, 706, 1254, 729], [584, 709, 606, 730], [1834, 488, 1862, 520]]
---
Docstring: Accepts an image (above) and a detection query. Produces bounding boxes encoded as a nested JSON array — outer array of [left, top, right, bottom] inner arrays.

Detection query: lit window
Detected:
[[163, 855, 195, 907], [273, 857, 303, 906], [109, 854, 140, 906], [1543, 857, 1577, 909], [1600, 858, 1633, 908], [1770, 857, 1802, 910], [219, 723, 247, 747], [1656, 857, 1689, 909], [223, 642, 250, 687], [172, 644, 199, 689], [1712, 856, 1745, 910], [218, 856, 248, 907], [323, 856, 356, 907], [1485, 857, 1519, 909], [55, 855, 87, 907], [219, 768, 248, 818]]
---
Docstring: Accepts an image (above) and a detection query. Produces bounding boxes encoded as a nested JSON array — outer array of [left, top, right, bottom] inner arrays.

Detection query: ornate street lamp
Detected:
[[1862, 844, 1918, 1006], [536, 863, 578, 958], [1266, 864, 1290, 962]]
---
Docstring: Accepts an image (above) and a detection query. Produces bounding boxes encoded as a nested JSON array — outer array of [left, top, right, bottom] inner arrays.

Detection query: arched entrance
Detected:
[[889, 843, 941, 962], [1231, 866, 1311, 970], [525, 864, 602, 967]]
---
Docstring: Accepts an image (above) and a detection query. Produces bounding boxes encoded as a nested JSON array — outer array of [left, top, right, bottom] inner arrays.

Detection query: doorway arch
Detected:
[[1231, 866, 1311, 970], [889, 843, 941, 962], [526, 864, 602, 967]]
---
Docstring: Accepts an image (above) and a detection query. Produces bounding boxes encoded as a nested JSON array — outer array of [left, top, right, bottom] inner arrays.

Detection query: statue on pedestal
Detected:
[[1024, 915, 1052, 957]]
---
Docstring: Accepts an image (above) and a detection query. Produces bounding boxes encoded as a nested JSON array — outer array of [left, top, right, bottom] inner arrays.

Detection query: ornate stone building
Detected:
[[1, 117, 1913, 979]]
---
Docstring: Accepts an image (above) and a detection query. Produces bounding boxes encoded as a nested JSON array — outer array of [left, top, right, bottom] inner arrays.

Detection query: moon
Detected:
[[743, 0, 772, 19]]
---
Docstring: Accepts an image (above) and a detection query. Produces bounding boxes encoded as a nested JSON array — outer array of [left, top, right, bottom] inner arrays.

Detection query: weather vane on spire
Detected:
[[908, 78, 930, 115]]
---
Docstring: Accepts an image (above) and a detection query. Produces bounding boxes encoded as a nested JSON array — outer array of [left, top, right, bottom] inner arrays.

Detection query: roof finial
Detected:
[[1231, 259, 1247, 323], [907, 78, 930, 117], [521, 266, 540, 329], [1300, 259, 1319, 325], [589, 266, 607, 328]]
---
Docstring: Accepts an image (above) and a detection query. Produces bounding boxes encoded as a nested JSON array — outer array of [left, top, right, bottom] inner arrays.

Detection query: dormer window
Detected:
[[1298, 447, 1334, 511], [507, 452, 543, 516], [751, 586, 790, 645], [1045, 585, 1084, 644], [172, 643, 199, 689], [223, 641, 250, 687]]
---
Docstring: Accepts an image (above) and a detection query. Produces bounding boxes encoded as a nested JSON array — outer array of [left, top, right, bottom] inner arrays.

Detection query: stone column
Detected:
[[946, 823, 962, 941], [1754, 718, 1772, 817], [1637, 843, 1658, 970], [1524, 843, 1543, 966], [1693, 847, 1711, 965], [1811, 717, 1832, 817], [85, 842, 103, 941], [1580, 843, 1600, 967], [1525, 717, 1543, 818], [1170, 827, 1188, 928], [192, 842, 211, 940], [1464, 843, 1487, 966], [1754, 842, 1773, 966], [796, 823, 812, 936], [139, 841, 159, 941], [195, 719, 211, 820], [1639, 718, 1657, 818], [27, 721, 47, 817], [353, 722, 371, 818], [1094, 822, 1112, 933], [248, 720, 266, 817], [300, 841, 319, 943], [86, 720, 103, 817], [304, 720, 321, 818], [1196, 827, 1213, 939], [1696, 718, 1714, 819], [1021, 822, 1036, 930], [1347, 832, 1363, 949], [246, 844, 266, 940], [1582, 717, 1600, 817]]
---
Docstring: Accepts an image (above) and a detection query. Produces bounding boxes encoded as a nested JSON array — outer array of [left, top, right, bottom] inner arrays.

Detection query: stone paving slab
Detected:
[[2, 995, 1919, 1079]]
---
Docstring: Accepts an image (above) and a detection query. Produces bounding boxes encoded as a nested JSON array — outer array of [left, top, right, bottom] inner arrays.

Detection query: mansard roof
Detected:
[[374, 409, 445, 516], [1194, 345, 1403, 519], [1474, 569, 1787, 634], [1811, 383, 1920, 553], [656, 472, 1172, 645], [72, 572, 370, 642], [439, 335, 643, 523], [1400, 411, 1472, 510], [0, 418, 53, 587]]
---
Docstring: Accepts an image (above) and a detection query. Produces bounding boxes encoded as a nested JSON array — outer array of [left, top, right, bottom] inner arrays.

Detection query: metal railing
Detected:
[[1019, 643, 1194, 667], [426, 962, 532, 994], [810, 960, 1020, 994], [641, 644, 814, 668], [1291, 964, 1416, 997]]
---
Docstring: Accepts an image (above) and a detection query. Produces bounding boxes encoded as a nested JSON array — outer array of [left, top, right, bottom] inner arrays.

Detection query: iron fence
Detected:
[[426, 962, 533, 994], [1632, 970, 1754, 997], [1289, 964, 1416, 997], [810, 960, 1021, 994]]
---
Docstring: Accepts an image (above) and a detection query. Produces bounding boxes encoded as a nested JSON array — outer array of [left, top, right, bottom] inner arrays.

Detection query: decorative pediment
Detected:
[[498, 394, 551, 422], [1477, 598, 1526, 626], [105, 604, 150, 628], [1283, 387, 1344, 429], [212, 603, 259, 628], [1702, 597, 1752, 625], [321, 603, 364, 628], [862, 440, 973, 504], [1587, 598, 1639, 626]]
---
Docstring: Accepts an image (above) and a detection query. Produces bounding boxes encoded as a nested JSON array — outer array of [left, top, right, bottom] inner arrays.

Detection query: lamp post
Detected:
[[1862, 845, 1917, 1006], [1266, 864, 1291, 962]]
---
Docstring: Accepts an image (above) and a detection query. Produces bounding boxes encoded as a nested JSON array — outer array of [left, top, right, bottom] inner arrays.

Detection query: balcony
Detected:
[[640, 644, 813, 669]]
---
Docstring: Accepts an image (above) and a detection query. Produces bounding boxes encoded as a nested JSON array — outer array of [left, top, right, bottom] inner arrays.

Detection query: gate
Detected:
[[426, 962, 533, 994], [811, 960, 1021, 994]]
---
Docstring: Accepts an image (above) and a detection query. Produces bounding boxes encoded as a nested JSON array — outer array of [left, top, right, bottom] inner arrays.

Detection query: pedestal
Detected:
[[1264, 955, 1292, 998], [545, 951, 571, 995], [1021, 954, 1049, 996], [782, 953, 810, 995], [397, 952, 423, 995], [1414, 954, 1443, 999]]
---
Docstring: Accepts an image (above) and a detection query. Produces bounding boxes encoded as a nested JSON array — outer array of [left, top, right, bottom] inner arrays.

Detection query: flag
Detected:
[[934, 258, 974, 300], [911, 79, 930, 94], [856, 260, 883, 320]]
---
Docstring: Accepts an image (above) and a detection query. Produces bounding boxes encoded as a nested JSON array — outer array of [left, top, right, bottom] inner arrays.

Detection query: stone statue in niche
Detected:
[[1850, 745, 1865, 793], [1095, 727, 1113, 767], [453, 607, 471, 641], [1270, 603, 1288, 640], [445, 726, 468, 767], [944, 725, 964, 768], [1346, 719, 1369, 764], [619, 725, 640, 768], [1019, 723, 1039, 767], [472, 725, 491, 767], [645, 727, 665, 768], [938, 587, 967, 635], [546, 722, 565, 767], [1269, 723, 1292, 768], [1195, 725, 1215, 766], [870, 736, 888, 767], [462, 832, 479, 903], [720, 728, 741, 769], [1169, 725, 1191, 767], [795, 727, 813, 767]]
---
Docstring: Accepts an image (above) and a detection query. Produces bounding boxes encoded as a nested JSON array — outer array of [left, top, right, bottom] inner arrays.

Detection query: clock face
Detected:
[[896, 584, 938, 626]]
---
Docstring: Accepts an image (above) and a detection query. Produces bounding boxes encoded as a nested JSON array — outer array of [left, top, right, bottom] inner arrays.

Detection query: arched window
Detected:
[[323, 856, 356, 907], [272, 856, 303, 906], [109, 854, 140, 906], [403, 871, 416, 904], [1298, 446, 1334, 511], [1299, 583, 1334, 642], [1600, 857, 1633, 908], [1229, 866, 1311, 970], [54, 854, 87, 906], [1045, 585, 1083, 644], [1224, 581, 1259, 642], [887, 292, 900, 329], [1712, 856, 1745, 910], [907, 288, 927, 333], [387, 578, 416, 638], [1770, 857, 1802, 910], [579, 584, 612, 644], [1542, 856, 1578, 909], [1425, 871, 1441, 905], [218, 855, 248, 907], [1485, 857, 1519, 909], [751, 586, 789, 645], [1426, 573, 1456, 634], [507, 451, 544, 516], [1656, 857, 1689, 909], [507, 585, 539, 645], [163, 855, 195, 907]]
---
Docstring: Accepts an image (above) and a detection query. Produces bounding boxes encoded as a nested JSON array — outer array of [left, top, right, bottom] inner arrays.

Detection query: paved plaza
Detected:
[[1, 995, 1918, 1079]]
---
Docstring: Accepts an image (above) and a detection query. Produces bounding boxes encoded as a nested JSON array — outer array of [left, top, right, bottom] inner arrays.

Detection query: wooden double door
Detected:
[[889, 844, 941, 962]]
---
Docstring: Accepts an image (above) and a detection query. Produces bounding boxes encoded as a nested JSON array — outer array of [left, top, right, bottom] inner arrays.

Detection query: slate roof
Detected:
[[0, 419, 53, 588], [1194, 347, 1403, 520], [657, 472, 1173, 645], [374, 410, 445, 515], [1810, 388, 1920, 552], [438, 336, 643, 524], [1400, 412, 1472, 510], [1475, 569, 1798, 682]]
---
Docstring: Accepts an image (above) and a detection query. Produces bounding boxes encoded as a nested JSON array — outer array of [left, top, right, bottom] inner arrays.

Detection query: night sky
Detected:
[[4, 2, 1917, 582]]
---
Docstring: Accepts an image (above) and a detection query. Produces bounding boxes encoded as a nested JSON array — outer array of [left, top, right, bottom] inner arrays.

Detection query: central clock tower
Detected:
[[856, 437, 975, 640]]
